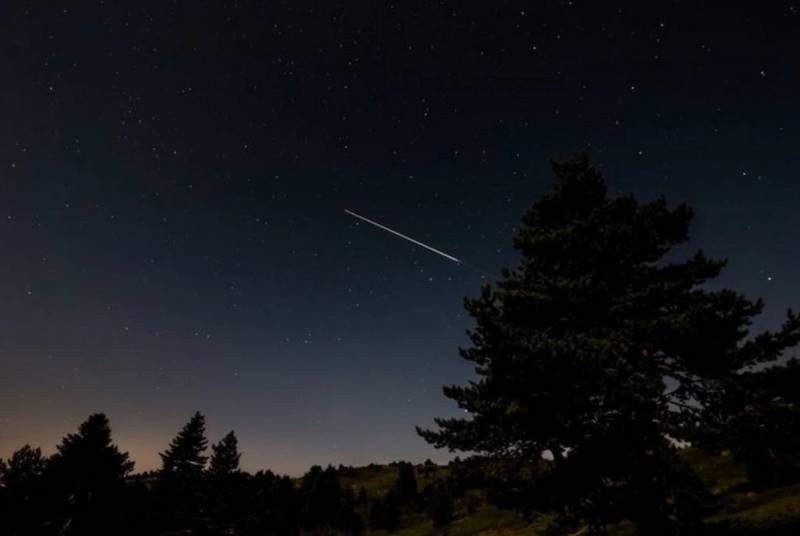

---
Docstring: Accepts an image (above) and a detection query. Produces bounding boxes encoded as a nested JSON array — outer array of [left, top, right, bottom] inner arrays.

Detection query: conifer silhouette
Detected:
[[160, 411, 208, 478], [419, 154, 800, 534]]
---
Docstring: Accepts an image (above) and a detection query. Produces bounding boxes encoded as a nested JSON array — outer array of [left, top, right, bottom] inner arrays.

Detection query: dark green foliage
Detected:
[[3, 408, 799, 535], [338, 464, 358, 477], [701, 358, 800, 488], [254, 472, 300, 535], [160, 411, 208, 478], [271, 474, 301, 534], [369, 489, 401, 532], [395, 461, 418, 505], [154, 412, 209, 531], [205, 462, 248, 529], [335, 501, 365, 535], [47, 413, 135, 535], [428, 483, 455, 528], [446, 456, 487, 498], [422, 458, 437, 477], [0, 445, 47, 535], [299, 464, 342, 529], [231, 472, 299, 536], [209, 430, 241, 477], [0, 457, 4, 522], [464, 493, 481, 514], [418, 154, 800, 534]]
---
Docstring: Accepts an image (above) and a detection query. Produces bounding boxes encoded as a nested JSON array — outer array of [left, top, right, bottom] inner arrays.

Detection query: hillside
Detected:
[[326, 450, 800, 535]]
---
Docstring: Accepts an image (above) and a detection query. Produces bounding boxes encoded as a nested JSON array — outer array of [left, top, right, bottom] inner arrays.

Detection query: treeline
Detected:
[[0, 411, 467, 535]]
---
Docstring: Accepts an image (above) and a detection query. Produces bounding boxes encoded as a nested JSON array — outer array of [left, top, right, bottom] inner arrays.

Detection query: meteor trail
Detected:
[[344, 209, 462, 265]]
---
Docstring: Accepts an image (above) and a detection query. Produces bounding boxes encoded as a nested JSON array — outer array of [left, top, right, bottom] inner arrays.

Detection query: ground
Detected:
[[320, 450, 800, 535]]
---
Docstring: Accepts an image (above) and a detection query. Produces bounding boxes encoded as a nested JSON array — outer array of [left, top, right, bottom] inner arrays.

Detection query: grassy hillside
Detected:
[[322, 450, 800, 535], [337, 466, 537, 536], [689, 451, 800, 534]]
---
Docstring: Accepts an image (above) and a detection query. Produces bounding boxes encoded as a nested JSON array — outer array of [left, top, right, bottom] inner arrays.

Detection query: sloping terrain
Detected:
[[329, 450, 800, 535]]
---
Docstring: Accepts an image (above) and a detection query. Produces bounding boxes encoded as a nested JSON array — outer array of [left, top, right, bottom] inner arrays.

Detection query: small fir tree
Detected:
[[160, 411, 208, 478], [395, 461, 418, 505], [209, 430, 241, 477]]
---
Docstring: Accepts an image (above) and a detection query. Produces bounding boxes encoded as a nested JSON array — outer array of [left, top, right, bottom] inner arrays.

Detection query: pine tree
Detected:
[[50, 413, 134, 481], [368, 489, 400, 532], [418, 154, 800, 534], [395, 461, 418, 505], [300, 465, 342, 529], [1, 444, 46, 493], [47, 413, 135, 534], [273, 474, 301, 533], [160, 411, 208, 478], [0, 445, 47, 535], [209, 431, 241, 477], [428, 483, 454, 528], [335, 501, 365, 535]]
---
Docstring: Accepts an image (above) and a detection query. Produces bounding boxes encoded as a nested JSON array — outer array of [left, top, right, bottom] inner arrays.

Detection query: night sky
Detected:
[[1, 2, 799, 475]]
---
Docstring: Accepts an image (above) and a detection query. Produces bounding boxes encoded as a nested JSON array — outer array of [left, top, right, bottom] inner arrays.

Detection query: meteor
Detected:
[[344, 209, 463, 265]]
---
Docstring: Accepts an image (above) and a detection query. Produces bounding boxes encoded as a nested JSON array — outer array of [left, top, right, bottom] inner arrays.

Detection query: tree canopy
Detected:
[[47, 413, 135, 534], [419, 154, 800, 533]]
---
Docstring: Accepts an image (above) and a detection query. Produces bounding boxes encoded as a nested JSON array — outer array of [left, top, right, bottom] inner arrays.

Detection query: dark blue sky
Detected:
[[1, 1, 798, 474]]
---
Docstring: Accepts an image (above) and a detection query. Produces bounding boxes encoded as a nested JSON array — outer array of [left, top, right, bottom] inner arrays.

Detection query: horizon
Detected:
[[8, 409, 457, 477]]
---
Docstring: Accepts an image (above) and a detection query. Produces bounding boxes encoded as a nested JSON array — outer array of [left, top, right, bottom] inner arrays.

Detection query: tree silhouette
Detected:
[[701, 358, 800, 487], [395, 461, 418, 505], [160, 411, 208, 478], [47, 413, 135, 534], [418, 154, 800, 534], [154, 412, 209, 531], [335, 498, 365, 535], [422, 458, 437, 478], [299, 465, 342, 529], [428, 483, 455, 528], [0, 445, 47, 535], [209, 430, 241, 477], [271, 474, 301, 534], [368, 489, 400, 532]]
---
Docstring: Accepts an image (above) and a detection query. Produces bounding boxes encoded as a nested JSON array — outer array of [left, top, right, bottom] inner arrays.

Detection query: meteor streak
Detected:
[[344, 209, 463, 265]]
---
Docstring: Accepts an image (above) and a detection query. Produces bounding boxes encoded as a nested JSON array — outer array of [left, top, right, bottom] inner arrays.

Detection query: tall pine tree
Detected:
[[156, 412, 209, 529], [160, 411, 208, 478], [47, 413, 135, 534], [418, 154, 800, 534]]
